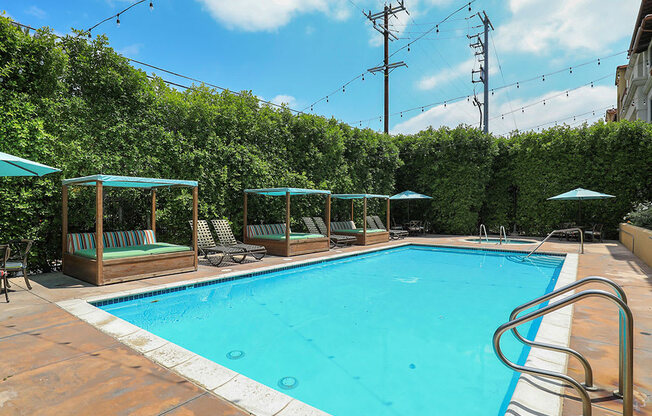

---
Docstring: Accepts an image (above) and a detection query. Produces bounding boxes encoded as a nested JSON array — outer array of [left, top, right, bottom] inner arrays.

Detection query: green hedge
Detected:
[[1, 17, 651, 272]]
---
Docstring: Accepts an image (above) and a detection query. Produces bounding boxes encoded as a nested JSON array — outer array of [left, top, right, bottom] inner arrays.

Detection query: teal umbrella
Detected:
[[547, 187, 615, 225], [390, 190, 433, 223], [0, 151, 60, 177]]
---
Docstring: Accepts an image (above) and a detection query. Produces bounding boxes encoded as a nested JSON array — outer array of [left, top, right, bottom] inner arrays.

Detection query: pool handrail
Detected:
[[526, 227, 583, 258], [509, 276, 628, 394], [479, 224, 489, 244], [499, 226, 508, 244], [494, 288, 634, 416]]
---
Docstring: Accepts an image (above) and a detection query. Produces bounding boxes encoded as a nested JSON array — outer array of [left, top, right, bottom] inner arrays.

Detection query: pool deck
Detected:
[[1, 235, 650, 415]]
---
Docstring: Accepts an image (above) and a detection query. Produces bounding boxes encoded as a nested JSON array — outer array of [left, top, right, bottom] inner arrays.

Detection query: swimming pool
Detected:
[[98, 245, 564, 416]]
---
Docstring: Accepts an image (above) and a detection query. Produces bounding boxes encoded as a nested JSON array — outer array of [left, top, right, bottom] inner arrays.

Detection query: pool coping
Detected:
[[55, 243, 576, 416]]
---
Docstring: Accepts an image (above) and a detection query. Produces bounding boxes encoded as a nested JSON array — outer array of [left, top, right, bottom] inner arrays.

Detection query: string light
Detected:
[[570, 67, 573, 74], [542, 75, 545, 82], [149, 1, 154, 10], [597, 59, 600, 66], [342, 86, 345, 93], [407, 44, 411, 52], [468, 2, 472, 12], [116, 14, 120, 27], [436, 25, 439, 33]]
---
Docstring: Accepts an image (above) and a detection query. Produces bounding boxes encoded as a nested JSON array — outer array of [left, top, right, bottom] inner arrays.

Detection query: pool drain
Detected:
[[226, 350, 245, 360], [278, 376, 298, 390]]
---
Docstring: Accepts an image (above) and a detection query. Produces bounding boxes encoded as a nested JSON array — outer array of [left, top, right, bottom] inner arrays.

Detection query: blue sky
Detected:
[[2, 0, 641, 135]]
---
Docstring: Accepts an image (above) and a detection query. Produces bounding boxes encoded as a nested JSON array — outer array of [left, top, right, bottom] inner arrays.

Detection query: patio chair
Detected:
[[211, 219, 266, 261], [372, 215, 408, 240], [1, 244, 10, 302], [4, 239, 34, 290], [189, 220, 247, 266], [407, 220, 425, 235], [366, 216, 379, 230], [312, 217, 355, 248], [584, 224, 604, 243]]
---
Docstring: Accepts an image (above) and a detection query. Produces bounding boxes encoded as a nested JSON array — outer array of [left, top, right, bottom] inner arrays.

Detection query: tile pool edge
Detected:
[[504, 252, 578, 416], [55, 243, 575, 416]]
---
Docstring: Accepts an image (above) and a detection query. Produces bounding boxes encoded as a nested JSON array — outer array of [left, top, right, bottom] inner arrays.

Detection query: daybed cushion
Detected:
[[249, 233, 324, 241], [74, 243, 190, 260], [331, 221, 356, 231], [68, 230, 156, 253], [333, 229, 386, 234], [247, 224, 287, 238]]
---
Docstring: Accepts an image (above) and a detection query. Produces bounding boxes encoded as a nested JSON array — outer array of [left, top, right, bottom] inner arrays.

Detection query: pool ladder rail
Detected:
[[499, 226, 508, 244], [493, 276, 634, 416], [479, 224, 489, 244], [526, 227, 584, 258]]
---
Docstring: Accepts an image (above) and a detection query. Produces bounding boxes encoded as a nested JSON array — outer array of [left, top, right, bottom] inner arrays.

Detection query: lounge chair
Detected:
[[584, 224, 604, 243], [312, 217, 355, 247], [372, 215, 408, 240], [4, 239, 34, 290], [1, 245, 9, 302], [189, 220, 247, 266], [211, 219, 266, 261]]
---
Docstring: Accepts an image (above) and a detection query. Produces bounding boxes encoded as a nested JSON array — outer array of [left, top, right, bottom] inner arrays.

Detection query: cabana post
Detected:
[[243, 188, 330, 257], [62, 175, 198, 285], [331, 194, 390, 245]]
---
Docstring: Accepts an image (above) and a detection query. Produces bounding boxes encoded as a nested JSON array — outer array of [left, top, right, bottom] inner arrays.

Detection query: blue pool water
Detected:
[[100, 245, 564, 416]]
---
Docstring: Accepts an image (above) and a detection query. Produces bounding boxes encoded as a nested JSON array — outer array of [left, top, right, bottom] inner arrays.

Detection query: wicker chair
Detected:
[[585, 224, 604, 243], [189, 220, 246, 266], [211, 219, 266, 261]]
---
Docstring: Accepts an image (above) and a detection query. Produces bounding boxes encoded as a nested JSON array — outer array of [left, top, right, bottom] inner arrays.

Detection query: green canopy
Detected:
[[63, 175, 197, 188], [547, 187, 615, 224], [0, 151, 60, 177], [245, 187, 330, 196]]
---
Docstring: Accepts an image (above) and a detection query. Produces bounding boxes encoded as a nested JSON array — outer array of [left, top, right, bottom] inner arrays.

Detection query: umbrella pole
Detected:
[[578, 200, 582, 226]]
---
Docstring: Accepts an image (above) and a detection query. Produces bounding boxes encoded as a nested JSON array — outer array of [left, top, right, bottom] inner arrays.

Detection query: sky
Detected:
[[2, 0, 641, 135]]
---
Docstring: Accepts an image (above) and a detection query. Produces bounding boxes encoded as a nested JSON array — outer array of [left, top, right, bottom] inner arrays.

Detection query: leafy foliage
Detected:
[[1, 17, 651, 272]]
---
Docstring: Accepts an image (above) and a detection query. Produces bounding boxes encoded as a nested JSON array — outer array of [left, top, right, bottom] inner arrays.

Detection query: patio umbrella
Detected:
[[547, 187, 614, 225], [389, 190, 433, 223], [0, 151, 60, 177]]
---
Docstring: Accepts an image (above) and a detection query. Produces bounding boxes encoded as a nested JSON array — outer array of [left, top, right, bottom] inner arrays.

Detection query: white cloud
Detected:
[[494, 0, 639, 54], [196, 0, 351, 32], [271, 94, 297, 107], [117, 43, 143, 57], [25, 5, 46, 19], [392, 85, 615, 135], [417, 57, 498, 91]]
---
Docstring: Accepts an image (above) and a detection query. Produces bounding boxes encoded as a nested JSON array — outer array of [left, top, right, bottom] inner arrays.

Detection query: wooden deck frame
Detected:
[[62, 178, 199, 286], [332, 194, 391, 246], [243, 190, 331, 257]]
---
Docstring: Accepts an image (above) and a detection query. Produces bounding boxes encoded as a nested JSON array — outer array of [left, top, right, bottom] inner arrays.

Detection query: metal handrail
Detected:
[[499, 226, 508, 244], [494, 289, 634, 416], [619, 226, 635, 253], [479, 224, 489, 244], [526, 227, 583, 258], [510, 276, 628, 394]]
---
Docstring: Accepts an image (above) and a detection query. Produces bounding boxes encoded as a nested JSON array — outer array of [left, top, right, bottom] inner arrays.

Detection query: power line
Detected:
[[81, 0, 154, 38], [490, 31, 518, 131], [11, 20, 306, 115]]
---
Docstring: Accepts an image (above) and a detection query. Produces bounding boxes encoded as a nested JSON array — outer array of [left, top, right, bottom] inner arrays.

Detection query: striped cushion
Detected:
[[135, 230, 157, 244], [247, 223, 288, 237], [103, 231, 130, 248], [67, 233, 97, 253], [331, 221, 356, 231]]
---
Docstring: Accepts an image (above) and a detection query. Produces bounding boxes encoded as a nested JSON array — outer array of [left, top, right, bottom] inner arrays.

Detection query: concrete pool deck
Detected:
[[1, 236, 650, 415]]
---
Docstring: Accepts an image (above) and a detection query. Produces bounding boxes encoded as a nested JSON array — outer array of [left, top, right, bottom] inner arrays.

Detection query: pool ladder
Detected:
[[499, 226, 508, 244], [479, 224, 489, 243], [526, 227, 583, 258], [493, 276, 634, 416]]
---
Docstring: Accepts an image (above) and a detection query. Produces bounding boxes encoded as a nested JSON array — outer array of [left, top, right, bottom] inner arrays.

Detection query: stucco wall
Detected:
[[619, 222, 652, 268]]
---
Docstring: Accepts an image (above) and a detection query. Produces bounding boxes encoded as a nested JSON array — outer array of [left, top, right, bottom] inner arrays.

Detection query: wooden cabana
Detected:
[[331, 194, 390, 245], [62, 175, 198, 285], [243, 188, 331, 257]]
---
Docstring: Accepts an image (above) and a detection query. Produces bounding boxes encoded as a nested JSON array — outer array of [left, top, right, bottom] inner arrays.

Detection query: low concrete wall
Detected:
[[619, 223, 652, 268]]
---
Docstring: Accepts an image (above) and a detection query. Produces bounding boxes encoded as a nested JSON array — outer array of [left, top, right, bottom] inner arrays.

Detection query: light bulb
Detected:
[[149, 1, 154, 10], [117, 14, 120, 27]]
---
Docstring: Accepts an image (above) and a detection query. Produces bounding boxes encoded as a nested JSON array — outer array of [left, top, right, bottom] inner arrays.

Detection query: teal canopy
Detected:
[[63, 175, 197, 188], [548, 187, 615, 225], [245, 187, 330, 196], [331, 193, 389, 199], [547, 188, 615, 200], [0, 151, 60, 177], [390, 190, 433, 200]]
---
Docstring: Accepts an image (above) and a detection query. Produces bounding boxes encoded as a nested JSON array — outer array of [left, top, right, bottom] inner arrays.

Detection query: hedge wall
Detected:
[[1, 18, 651, 272]]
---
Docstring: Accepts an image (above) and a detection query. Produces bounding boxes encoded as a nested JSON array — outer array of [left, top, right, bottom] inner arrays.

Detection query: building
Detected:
[[617, 0, 652, 121]]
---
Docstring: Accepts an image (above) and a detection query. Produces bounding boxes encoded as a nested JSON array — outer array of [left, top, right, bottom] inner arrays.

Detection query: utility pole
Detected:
[[469, 11, 493, 133], [365, 1, 408, 134]]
